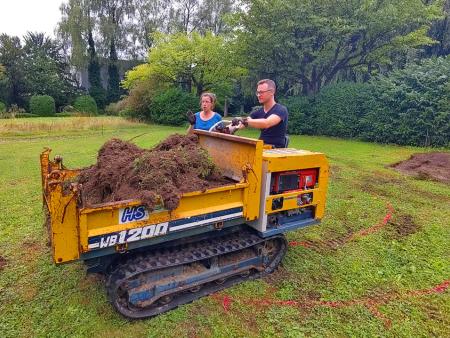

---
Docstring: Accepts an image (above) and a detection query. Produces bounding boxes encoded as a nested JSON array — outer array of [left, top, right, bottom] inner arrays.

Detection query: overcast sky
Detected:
[[0, 0, 65, 39]]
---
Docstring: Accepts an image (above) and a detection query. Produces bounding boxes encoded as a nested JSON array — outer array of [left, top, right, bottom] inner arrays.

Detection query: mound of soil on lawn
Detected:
[[391, 152, 450, 184], [78, 134, 231, 211]]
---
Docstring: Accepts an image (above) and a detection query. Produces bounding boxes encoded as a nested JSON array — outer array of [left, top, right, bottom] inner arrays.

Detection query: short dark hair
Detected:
[[257, 79, 276, 92]]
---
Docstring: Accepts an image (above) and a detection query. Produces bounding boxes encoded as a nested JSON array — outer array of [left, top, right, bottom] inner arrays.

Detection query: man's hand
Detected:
[[186, 111, 196, 125], [231, 117, 248, 127]]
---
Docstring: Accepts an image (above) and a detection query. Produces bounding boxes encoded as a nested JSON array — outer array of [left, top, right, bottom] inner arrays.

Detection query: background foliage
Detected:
[[29, 95, 56, 116], [0, 0, 449, 146], [284, 56, 450, 147], [147, 88, 199, 125], [74, 95, 98, 115]]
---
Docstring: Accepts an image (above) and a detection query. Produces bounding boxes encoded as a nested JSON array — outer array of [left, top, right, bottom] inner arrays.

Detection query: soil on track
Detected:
[[391, 152, 450, 184], [78, 134, 232, 211]]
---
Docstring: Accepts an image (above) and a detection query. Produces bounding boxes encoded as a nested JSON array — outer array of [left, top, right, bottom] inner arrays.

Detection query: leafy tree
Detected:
[[0, 64, 5, 80], [22, 32, 80, 108], [196, 0, 238, 34], [97, 0, 135, 103], [132, 0, 172, 56], [123, 32, 246, 99], [147, 87, 198, 125], [0, 64, 7, 104], [360, 56, 450, 146], [426, 0, 450, 56], [0, 100, 6, 113], [59, 0, 106, 107], [29, 95, 56, 116], [74, 94, 98, 114], [282, 57, 450, 147], [0, 34, 26, 106], [237, 0, 443, 95]]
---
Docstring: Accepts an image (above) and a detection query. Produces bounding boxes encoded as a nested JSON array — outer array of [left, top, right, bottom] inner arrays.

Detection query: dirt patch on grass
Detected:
[[329, 165, 341, 179], [20, 239, 45, 264], [391, 152, 450, 184], [387, 215, 421, 238], [0, 256, 7, 270], [263, 266, 295, 286], [78, 134, 232, 211], [357, 171, 404, 197]]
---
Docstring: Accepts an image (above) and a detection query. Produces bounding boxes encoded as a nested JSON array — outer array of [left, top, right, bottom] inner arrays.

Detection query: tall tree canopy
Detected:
[[22, 32, 79, 107], [57, 0, 240, 105], [0, 33, 79, 107], [58, 0, 240, 61], [123, 32, 246, 98], [0, 34, 26, 106], [236, 0, 443, 95]]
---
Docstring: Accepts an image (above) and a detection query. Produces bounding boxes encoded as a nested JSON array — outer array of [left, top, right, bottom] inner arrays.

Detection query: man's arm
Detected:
[[247, 114, 281, 129]]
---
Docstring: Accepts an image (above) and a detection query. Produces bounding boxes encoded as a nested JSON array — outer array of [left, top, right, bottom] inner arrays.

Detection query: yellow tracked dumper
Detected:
[[41, 131, 329, 318]]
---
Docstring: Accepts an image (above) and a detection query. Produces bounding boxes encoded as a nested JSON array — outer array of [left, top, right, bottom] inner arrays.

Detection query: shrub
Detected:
[[0, 101, 6, 113], [147, 88, 199, 125], [74, 95, 98, 115], [61, 105, 75, 113], [361, 57, 450, 147], [15, 112, 38, 118], [29, 95, 56, 116], [55, 112, 76, 117], [282, 96, 316, 135], [313, 82, 378, 138], [122, 75, 170, 120], [105, 100, 128, 116], [282, 57, 450, 147]]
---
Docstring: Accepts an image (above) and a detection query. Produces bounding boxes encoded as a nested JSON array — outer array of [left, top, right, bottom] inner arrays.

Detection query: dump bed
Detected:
[[41, 132, 265, 264]]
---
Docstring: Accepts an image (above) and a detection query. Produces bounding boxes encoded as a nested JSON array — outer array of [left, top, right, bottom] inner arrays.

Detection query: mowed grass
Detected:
[[0, 117, 449, 337], [0, 116, 141, 138]]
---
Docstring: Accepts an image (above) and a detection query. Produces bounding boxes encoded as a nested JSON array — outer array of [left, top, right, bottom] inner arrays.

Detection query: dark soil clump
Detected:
[[0, 256, 7, 270], [387, 215, 421, 238], [78, 134, 231, 211], [391, 152, 450, 184]]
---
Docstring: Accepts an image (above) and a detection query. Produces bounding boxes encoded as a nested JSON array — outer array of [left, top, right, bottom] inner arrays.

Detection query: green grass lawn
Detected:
[[0, 117, 449, 337]]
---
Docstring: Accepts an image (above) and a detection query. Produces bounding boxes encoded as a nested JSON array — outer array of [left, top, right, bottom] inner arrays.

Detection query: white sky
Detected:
[[0, 0, 65, 39]]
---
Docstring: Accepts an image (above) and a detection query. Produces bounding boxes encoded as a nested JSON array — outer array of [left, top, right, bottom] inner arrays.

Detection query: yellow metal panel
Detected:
[[261, 150, 329, 220], [264, 150, 328, 173], [41, 149, 82, 264], [79, 183, 247, 251], [47, 186, 80, 263], [196, 131, 263, 221], [314, 161, 329, 219]]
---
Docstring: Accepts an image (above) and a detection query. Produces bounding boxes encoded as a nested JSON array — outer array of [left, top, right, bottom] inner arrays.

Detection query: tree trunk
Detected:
[[223, 98, 228, 117]]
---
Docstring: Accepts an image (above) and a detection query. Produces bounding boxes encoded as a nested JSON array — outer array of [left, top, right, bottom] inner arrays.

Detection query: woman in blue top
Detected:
[[187, 92, 222, 133]]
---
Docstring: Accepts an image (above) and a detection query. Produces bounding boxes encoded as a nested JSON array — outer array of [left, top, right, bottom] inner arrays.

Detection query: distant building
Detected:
[[75, 58, 143, 90]]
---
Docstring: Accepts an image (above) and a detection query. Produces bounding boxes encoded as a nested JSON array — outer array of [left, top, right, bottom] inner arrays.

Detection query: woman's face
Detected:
[[201, 96, 213, 112]]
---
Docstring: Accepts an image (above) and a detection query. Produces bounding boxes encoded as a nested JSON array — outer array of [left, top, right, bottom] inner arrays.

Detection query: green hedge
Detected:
[[29, 95, 56, 116], [147, 88, 199, 126], [359, 57, 450, 147], [74, 95, 98, 115], [283, 56, 450, 147], [0, 101, 6, 113]]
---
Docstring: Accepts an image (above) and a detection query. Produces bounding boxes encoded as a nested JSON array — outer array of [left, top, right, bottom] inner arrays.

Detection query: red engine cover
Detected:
[[271, 169, 318, 194]]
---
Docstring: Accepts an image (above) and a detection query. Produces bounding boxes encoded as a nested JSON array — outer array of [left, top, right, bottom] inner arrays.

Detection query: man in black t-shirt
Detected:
[[236, 79, 288, 148]]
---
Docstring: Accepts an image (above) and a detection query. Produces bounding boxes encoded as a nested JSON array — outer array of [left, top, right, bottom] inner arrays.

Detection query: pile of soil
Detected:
[[78, 134, 231, 211], [391, 152, 450, 184]]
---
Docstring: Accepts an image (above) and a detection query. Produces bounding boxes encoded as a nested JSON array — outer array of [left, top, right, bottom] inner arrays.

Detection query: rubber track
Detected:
[[106, 229, 287, 319]]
